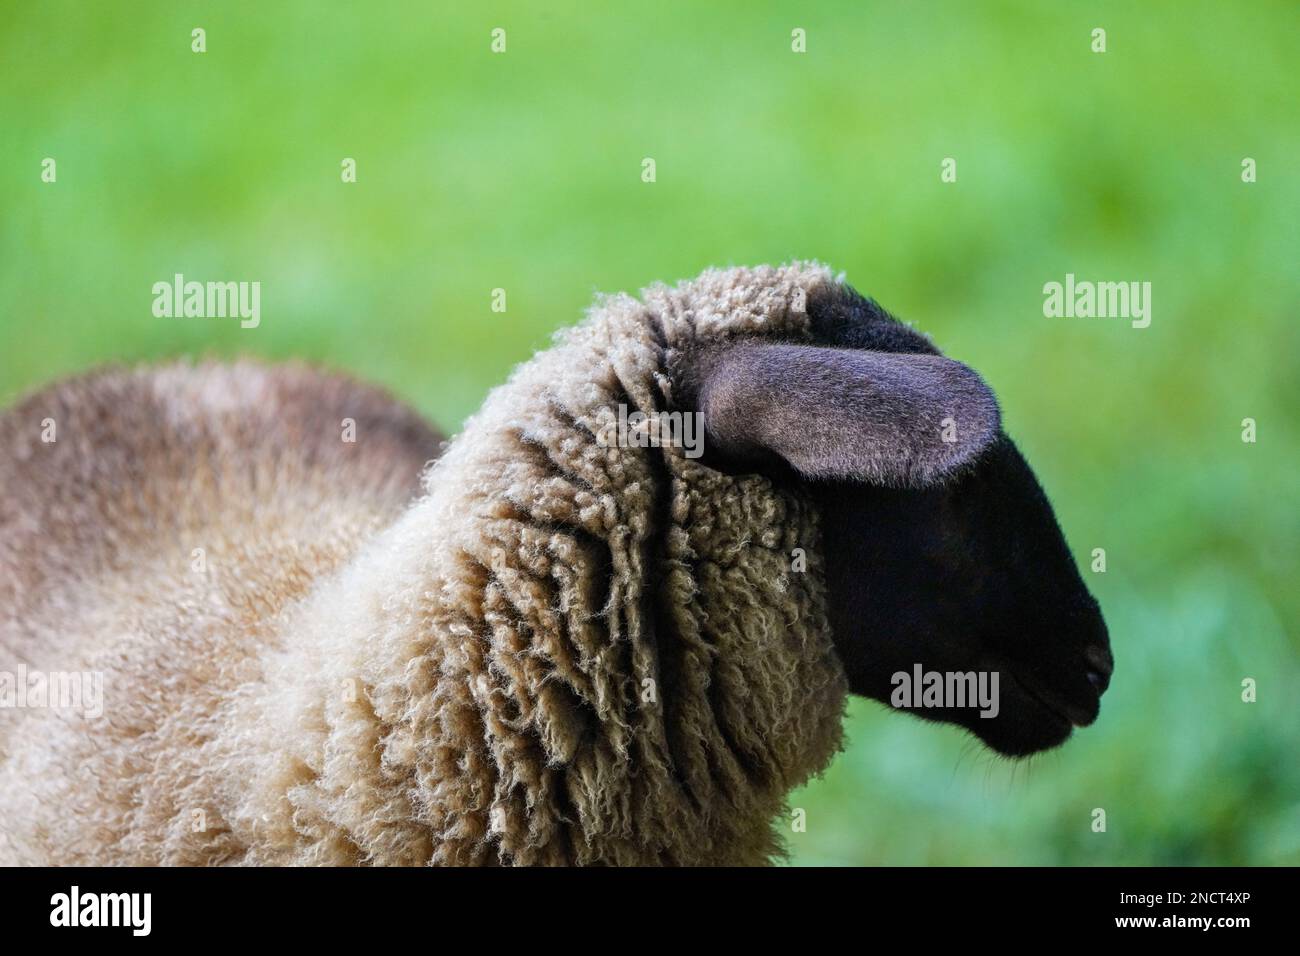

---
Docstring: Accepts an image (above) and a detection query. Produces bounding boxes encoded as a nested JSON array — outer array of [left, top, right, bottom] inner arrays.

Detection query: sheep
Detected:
[[0, 262, 1111, 865]]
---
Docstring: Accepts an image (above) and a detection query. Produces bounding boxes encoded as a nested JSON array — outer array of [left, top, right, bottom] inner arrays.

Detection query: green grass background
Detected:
[[2, 1, 1297, 864]]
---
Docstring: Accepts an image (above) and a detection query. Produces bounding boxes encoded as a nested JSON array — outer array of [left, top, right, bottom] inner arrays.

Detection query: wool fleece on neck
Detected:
[[0, 263, 851, 866]]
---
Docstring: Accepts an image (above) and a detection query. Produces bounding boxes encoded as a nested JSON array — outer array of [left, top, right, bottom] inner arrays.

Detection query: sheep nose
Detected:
[[1084, 644, 1113, 694]]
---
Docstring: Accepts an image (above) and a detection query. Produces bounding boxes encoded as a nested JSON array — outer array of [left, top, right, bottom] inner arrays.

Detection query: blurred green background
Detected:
[[2, 1, 1297, 865]]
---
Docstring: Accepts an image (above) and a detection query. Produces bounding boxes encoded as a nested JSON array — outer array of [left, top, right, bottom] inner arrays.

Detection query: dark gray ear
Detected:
[[695, 341, 1001, 486]]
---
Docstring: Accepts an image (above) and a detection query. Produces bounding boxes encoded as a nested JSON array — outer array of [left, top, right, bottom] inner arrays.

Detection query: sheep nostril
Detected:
[[1086, 669, 1109, 693], [1084, 643, 1114, 677]]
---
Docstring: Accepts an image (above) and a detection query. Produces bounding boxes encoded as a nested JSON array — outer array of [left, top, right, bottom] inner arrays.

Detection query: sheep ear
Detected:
[[695, 342, 1001, 486]]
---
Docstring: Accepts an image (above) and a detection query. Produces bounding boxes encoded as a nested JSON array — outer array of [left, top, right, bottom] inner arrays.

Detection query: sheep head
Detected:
[[675, 284, 1112, 758]]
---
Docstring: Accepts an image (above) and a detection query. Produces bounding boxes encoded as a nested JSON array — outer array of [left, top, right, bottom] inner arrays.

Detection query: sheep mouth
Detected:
[[1007, 671, 1099, 729]]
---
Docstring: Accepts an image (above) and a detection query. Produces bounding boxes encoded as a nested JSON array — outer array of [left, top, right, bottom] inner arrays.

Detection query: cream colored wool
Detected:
[[0, 263, 850, 865]]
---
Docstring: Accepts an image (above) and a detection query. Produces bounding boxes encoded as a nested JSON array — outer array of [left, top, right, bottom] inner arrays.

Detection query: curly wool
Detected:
[[1, 263, 850, 865], [0, 360, 442, 865]]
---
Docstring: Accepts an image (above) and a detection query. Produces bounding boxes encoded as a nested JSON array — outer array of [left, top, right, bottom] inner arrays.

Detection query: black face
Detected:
[[677, 283, 1112, 758], [811, 436, 1112, 757]]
